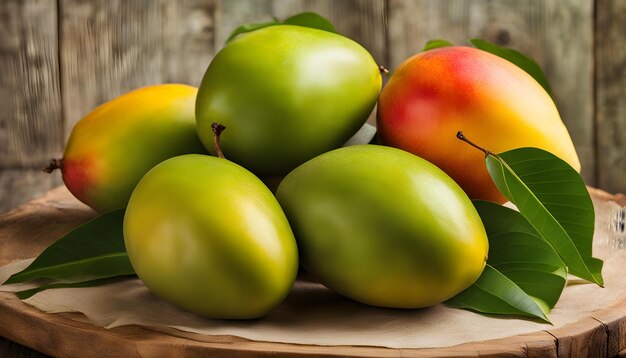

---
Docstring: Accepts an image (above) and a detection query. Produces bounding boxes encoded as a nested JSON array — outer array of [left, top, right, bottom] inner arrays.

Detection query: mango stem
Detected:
[[43, 158, 63, 173], [211, 123, 226, 159], [378, 65, 390, 75], [456, 131, 492, 157]]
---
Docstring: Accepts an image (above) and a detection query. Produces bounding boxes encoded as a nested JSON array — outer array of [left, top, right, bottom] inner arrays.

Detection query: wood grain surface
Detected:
[[595, 0, 626, 195], [0, 0, 63, 174], [0, 170, 61, 215], [0, 187, 625, 357], [0, 337, 48, 358], [59, 0, 218, 138], [1, 0, 624, 212]]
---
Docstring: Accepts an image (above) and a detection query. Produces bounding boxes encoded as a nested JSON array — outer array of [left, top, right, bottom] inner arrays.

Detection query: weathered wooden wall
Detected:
[[0, 0, 624, 213], [595, 0, 626, 196]]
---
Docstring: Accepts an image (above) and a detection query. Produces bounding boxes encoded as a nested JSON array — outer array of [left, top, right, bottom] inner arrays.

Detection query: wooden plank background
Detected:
[[0, 0, 624, 213]]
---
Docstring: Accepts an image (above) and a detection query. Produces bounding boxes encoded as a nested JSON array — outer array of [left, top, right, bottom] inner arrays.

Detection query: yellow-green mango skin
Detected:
[[276, 145, 488, 308], [62, 84, 206, 213], [124, 154, 299, 319], [196, 25, 381, 176]]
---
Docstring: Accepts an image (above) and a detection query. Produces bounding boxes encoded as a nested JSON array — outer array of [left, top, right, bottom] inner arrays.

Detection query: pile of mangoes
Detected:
[[46, 24, 579, 319]]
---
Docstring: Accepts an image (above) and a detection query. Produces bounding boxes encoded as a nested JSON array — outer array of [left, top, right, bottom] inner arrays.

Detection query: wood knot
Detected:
[[495, 29, 511, 46]]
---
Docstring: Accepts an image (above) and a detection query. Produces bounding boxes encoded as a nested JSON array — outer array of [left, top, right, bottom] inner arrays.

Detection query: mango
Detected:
[[276, 145, 488, 308], [124, 154, 298, 319], [196, 25, 381, 175], [377, 46, 580, 203], [47, 84, 206, 212]]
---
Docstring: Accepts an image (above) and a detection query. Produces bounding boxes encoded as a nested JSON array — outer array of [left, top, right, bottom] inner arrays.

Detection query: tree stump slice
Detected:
[[1, 186, 625, 358]]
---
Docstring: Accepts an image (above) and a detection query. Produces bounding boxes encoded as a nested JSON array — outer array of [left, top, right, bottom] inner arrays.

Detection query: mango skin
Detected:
[[276, 145, 488, 308], [196, 25, 381, 176], [124, 154, 299, 319], [377, 46, 581, 203], [61, 84, 206, 212]]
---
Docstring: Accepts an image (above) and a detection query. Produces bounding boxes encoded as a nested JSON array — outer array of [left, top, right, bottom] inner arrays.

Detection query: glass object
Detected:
[[598, 200, 626, 250]]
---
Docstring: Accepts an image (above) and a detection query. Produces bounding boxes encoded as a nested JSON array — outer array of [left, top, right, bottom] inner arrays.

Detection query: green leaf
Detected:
[[15, 276, 131, 300], [422, 39, 454, 51], [225, 12, 336, 44], [485, 147, 603, 286], [469, 38, 552, 97], [474, 201, 567, 309], [283, 12, 337, 33], [448, 201, 567, 322], [447, 265, 550, 323], [4, 210, 134, 285], [225, 21, 280, 44]]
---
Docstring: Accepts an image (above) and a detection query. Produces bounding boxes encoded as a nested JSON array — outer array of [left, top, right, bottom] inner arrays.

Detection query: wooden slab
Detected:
[[1, 187, 625, 357]]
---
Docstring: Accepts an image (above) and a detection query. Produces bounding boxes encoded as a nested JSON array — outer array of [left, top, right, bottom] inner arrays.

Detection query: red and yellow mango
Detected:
[[377, 46, 580, 203], [51, 84, 206, 212]]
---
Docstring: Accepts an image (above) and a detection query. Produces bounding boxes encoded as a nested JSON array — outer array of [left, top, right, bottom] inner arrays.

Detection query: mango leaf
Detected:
[[474, 201, 567, 309], [283, 12, 337, 33], [3, 210, 134, 285], [225, 21, 280, 44], [447, 265, 550, 323], [469, 38, 552, 97], [225, 12, 336, 44], [484, 147, 603, 286], [15, 277, 130, 300], [422, 39, 453, 51], [447, 201, 566, 322]]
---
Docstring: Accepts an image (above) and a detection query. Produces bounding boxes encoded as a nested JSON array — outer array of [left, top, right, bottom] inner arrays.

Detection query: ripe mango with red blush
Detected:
[[377, 46, 580, 203], [46, 84, 206, 212]]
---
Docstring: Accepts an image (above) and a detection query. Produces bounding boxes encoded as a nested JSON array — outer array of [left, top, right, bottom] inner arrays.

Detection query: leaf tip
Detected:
[[540, 316, 553, 325], [3, 275, 20, 285], [15, 289, 36, 300], [595, 277, 605, 288]]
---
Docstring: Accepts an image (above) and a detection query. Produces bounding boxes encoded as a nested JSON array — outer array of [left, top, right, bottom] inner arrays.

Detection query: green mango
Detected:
[[276, 145, 489, 308], [196, 25, 381, 175], [48, 84, 206, 213], [124, 154, 298, 319]]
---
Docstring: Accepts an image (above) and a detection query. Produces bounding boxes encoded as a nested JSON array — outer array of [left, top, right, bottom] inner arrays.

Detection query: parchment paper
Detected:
[[1, 198, 625, 349]]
